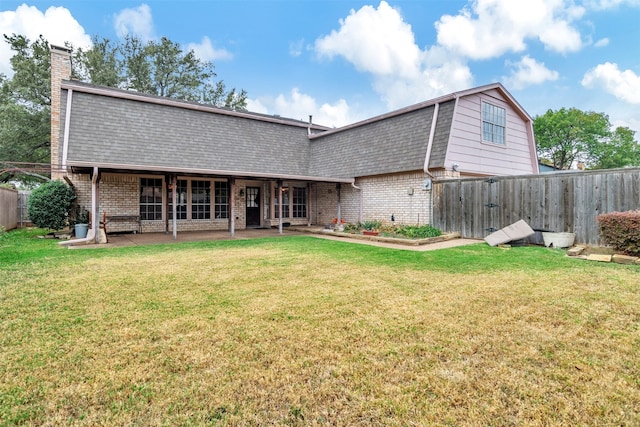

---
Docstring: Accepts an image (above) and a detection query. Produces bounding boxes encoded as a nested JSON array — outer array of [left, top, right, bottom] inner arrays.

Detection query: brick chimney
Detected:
[[50, 45, 72, 180]]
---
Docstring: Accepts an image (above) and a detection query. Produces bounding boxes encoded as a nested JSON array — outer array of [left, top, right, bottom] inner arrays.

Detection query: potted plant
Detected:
[[361, 219, 382, 236], [72, 206, 90, 238]]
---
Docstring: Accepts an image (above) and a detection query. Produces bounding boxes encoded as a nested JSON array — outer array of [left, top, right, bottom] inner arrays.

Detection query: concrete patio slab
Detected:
[[67, 227, 483, 251]]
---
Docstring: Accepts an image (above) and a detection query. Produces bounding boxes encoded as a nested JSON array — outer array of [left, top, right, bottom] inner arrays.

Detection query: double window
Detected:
[[275, 185, 307, 218], [145, 177, 229, 221], [482, 102, 506, 145]]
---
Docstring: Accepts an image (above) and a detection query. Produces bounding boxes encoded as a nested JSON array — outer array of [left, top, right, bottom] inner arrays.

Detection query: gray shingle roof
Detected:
[[60, 80, 531, 181], [308, 107, 434, 179], [428, 100, 455, 169], [63, 85, 316, 179]]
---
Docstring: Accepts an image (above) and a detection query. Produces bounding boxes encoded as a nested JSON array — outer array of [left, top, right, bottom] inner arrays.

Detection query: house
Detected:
[[50, 45, 539, 242]]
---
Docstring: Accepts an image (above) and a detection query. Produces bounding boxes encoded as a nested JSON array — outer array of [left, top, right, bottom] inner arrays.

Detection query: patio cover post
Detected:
[[336, 183, 341, 223], [229, 178, 235, 237], [171, 175, 177, 240], [277, 180, 283, 234], [91, 166, 100, 243]]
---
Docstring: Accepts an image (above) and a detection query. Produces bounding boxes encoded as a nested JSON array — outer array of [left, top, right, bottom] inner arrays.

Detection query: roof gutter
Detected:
[[59, 166, 100, 246], [65, 160, 354, 184]]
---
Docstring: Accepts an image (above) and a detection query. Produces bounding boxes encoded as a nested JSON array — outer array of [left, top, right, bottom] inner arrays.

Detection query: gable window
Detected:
[[292, 187, 307, 218], [482, 102, 506, 145], [168, 179, 188, 220], [214, 181, 229, 219], [191, 180, 211, 220], [140, 178, 163, 220]]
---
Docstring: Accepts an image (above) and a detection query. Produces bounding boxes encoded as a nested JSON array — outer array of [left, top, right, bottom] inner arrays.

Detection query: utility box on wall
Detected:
[[421, 178, 432, 191]]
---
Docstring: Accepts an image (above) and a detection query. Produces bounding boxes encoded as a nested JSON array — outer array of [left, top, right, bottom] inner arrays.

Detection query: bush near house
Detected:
[[26, 180, 76, 231], [597, 210, 640, 256], [391, 224, 442, 239], [343, 221, 442, 239]]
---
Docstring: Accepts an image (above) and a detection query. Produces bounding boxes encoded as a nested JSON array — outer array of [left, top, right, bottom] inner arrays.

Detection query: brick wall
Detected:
[[68, 171, 437, 232], [313, 174, 436, 227]]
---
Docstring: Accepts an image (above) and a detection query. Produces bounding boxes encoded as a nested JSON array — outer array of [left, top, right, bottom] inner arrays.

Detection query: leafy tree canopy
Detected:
[[534, 107, 640, 170], [72, 35, 247, 109]]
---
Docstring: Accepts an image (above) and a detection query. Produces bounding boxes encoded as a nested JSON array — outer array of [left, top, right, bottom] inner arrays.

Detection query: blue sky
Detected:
[[1, 0, 639, 135]]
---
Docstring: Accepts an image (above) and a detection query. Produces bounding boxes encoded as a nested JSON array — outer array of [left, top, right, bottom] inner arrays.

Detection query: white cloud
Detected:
[[504, 55, 559, 89], [594, 38, 610, 47], [114, 4, 155, 41], [314, 1, 472, 110], [316, 1, 421, 79], [584, 0, 640, 9], [435, 0, 584, 59], [248, 88, 356, 128], [582, 62, 640, 104], [186, 37, 233, 62], [0, 4, 91, 77]]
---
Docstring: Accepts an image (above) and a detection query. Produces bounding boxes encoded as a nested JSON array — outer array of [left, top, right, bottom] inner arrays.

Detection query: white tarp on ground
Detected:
[[484, 219, 535, 246]]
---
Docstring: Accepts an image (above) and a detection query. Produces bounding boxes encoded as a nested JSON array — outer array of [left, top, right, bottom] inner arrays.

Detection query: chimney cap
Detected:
[[50, 44, 72, 53]]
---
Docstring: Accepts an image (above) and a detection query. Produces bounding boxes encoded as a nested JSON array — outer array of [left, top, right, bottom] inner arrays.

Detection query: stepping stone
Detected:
[[587, 254, 612, 262]]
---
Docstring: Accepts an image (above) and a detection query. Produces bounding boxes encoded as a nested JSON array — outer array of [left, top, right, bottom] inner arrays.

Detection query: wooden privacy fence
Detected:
[[0, 187, 18, 230], [432, 167, 640, 245]]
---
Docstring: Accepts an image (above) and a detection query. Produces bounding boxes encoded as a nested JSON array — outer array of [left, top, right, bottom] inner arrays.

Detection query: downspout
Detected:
[[423, 103, 440, 225], [58, 88, 100, 246], [423, 102, 439, 180], [59, 166, 100, 246], [351, 180, 362, 223], [61, 89, 73, 172]]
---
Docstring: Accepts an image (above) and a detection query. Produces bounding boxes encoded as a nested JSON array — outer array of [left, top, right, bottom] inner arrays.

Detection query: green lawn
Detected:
[[1, 228, 639, 426]]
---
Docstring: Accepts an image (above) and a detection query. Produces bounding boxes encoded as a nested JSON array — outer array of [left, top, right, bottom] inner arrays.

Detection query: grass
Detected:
[[1, 228, 639, 425]]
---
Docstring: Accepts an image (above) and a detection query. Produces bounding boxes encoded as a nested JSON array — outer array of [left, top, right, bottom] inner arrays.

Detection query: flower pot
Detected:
[[75, 223, 89, 239], [362, 230, 379, 236], [541, 232, 575, 248]]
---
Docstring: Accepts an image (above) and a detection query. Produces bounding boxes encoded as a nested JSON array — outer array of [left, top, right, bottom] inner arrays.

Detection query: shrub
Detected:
[[394, 224, 442, 239], [596, 210, 640, 256], [27, 180, 76, 231]]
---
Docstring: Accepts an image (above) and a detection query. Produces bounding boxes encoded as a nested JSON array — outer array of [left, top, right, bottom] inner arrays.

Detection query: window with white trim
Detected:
[[482, 102, 506, 145]]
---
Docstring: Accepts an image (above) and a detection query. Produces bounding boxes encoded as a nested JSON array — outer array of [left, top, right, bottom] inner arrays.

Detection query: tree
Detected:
[[590, 126, 640, 170], [27, 180, 76, 230], [71, 36, 121, 87], [0, 35, 53, 185], [534, 107, 639, 170], [73, 35, 247, 109]]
